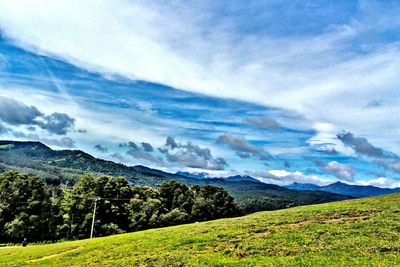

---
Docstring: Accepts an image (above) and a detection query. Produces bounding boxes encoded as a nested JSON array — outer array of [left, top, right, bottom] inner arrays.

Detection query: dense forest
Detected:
[[0, 171, 242, 243]]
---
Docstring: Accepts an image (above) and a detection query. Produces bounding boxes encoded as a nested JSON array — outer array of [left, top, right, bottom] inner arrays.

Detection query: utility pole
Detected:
[[90, 197, 100, 239]]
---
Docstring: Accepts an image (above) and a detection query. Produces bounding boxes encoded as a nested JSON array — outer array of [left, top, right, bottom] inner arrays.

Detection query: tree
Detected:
[[0, 171, 52, 242], [161, 208, 189, 226], [191, 185, 242, 221], [0, 171, 243, 242], [159, 181, 194, 214], [128, 186, 166, 231], [59, 174, 96, 239], [93, 176, 132, 236]]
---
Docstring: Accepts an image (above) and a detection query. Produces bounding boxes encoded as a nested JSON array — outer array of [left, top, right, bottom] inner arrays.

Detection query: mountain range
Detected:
[[0, 140, 352, 212], [1, 141, 397, 211], [285, 182, 400, 198]]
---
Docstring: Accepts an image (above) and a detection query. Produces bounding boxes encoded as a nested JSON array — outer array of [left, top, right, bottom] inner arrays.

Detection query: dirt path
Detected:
[[28, 246, 83, 263]]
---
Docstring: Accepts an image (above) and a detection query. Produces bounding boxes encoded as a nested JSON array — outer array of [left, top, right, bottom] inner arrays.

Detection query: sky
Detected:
[[0, 0, 400, 187]]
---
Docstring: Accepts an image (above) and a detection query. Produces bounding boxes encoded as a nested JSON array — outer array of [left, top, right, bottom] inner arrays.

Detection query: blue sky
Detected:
[[0, 0, 400, 187]]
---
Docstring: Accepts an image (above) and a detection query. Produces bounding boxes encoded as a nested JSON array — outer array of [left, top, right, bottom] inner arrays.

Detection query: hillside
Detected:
[[1, 193, 400, 266], [286, 181, 400, 198], [0, 140, 350, 212]]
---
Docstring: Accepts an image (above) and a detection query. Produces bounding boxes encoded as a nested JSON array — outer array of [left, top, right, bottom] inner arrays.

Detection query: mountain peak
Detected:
[[329, 181, 347, 186]]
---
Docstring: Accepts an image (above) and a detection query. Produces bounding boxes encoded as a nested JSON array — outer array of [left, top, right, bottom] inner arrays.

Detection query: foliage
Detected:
[[0, 171, 242, 243], [0, 171, 61, 242]]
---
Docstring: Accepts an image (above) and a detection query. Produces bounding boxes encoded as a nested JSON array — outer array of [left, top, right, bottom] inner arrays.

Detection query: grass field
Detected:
[[1, 194, 400, 266]]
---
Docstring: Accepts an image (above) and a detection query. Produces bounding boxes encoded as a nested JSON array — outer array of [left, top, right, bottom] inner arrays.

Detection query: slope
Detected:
[[1, 193, 399, 266]]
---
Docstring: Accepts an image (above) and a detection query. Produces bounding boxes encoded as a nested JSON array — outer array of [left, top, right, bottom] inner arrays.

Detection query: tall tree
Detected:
[[59, 174, 96, 239], [0, 171, 51, 242], [94, 176, 132, 236]]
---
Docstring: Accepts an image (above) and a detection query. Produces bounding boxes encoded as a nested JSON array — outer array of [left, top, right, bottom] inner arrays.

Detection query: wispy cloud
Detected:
[[217, 133, 271, 161], [248, 169, 332, 186], [0, 1, 399, 186], [338, 131, 400, 174]]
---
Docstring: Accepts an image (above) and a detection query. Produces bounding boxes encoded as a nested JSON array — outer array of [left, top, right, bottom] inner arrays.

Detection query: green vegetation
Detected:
[[0, 144, 14, 150], [0, 141, 350, 213], [0, 171, 241, 243], [1, 194, 399, 266]]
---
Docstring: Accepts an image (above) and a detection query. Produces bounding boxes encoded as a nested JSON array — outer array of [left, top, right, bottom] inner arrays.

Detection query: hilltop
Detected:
[[1, 193, 399, 266], [0, 140, 349, 212]]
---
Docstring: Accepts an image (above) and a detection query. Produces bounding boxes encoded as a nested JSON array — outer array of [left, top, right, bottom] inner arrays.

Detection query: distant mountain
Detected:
[[176, 171, 211, 179], [0, 140, 351, 212], [284, 182, 322, 191], [224, 175, 261, 183], [285, 181, 400, 198], [177, 171, 261, 183]]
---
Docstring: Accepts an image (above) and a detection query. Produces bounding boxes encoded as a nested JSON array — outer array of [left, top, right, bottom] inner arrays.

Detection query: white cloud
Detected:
[[324, 161, 355, 182], [248, 169, 332, 186], [2, 87, 167, 148], [1, 0, 400, 154], [355, 177, 400, 189]]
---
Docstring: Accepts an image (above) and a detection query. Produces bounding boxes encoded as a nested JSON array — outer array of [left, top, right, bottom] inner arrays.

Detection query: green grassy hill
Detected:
[[1, 194, 399, 266]]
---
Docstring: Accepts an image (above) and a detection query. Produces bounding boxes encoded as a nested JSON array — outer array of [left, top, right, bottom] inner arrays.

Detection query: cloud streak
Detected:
[[338, 132, 400, 174], [217, 133, 271, 161], [248, 169, 331, 186]]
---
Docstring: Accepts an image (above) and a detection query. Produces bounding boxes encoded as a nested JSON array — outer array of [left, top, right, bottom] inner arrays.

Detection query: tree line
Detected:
[[0, 171, 242, 243]]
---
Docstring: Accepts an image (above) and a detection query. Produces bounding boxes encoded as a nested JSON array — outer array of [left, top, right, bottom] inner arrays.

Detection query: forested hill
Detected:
[[0, 140, 350, 212]]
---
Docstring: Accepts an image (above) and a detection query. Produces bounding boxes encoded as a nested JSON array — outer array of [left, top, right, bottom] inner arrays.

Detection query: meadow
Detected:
[[1, 193, 399, 266]]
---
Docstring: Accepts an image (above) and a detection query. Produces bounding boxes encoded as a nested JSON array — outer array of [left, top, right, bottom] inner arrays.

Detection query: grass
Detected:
[[0, 145, 14, 151], [1, 194, 400, 266]]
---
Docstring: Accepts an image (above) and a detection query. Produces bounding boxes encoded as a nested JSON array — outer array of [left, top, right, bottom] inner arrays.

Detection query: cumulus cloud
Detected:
[[0, 96, 42, 125], [141, 142, 154, 152], [247, 169, 331, 186], [0, 96, 76, 135], [121, 141, 163, 164], [161, 136, 227, 170], [165, 136, 178, 150], [323, 161, 355, 182], [94, 144, 108, 153], [37, 112, 75, 135], [356, 177, 400, 189], [217, 133, 271, 161]]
